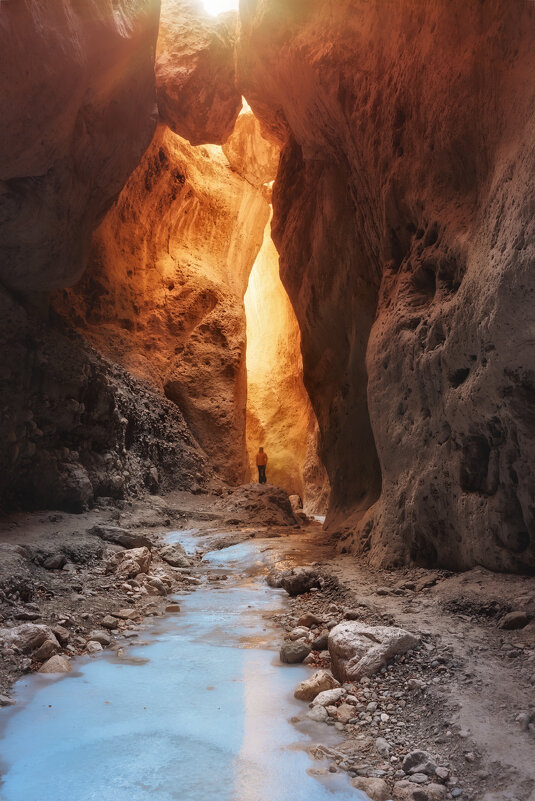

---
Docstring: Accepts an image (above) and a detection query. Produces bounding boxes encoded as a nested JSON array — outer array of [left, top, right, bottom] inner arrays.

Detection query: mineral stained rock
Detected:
[[0, 0, 161, 292], [239, 0, 535, 572]]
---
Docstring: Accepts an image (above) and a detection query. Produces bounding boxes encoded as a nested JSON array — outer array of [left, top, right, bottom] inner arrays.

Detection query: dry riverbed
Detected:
[[0, 486, 534, 801]]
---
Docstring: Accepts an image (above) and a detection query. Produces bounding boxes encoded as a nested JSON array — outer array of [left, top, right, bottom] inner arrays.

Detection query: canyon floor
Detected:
[[0, 487, 533, 801]]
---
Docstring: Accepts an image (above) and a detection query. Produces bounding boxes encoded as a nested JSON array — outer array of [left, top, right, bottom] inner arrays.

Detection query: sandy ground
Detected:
[[0, 488, 533, 801]]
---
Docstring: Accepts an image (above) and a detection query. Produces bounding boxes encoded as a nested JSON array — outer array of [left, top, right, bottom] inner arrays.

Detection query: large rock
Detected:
[[156, 0, 242, 145], [328, 621, 419, 681], [224, 484, 299, 527], [280, 640, 311, 664], [106, 547, 151, 579], [239, 0, 535, 572], [39, 655, 71, 674], [0, 0, 160, 292], [393, 781, 447, 801], [159, 543, 192, 569], [90, 526, 153, 550], [294, 670, 340, 702], [352, 778, 390, 801], [0, 624, 52, 654], [280, 568, 321, 597]]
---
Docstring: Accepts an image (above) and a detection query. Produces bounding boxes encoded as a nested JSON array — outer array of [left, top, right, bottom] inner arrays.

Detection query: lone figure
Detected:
[[256, 446, 268, 484]]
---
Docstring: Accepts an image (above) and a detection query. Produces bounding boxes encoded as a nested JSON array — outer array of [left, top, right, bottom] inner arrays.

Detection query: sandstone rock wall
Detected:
[[0, 288, 207, 512], [53, 124, 271, 485], [0, 0, 161, 291], [244, 215, 329, 508], [239, 0, 535, 571]]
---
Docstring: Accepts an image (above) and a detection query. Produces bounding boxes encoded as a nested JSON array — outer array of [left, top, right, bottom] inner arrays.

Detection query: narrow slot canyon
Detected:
[[0, 2, 534, 801]]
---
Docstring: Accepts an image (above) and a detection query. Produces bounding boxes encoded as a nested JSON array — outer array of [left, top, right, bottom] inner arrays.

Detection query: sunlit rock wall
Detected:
[[54, 125, 270, 485], [156, 0, 242, 144], [0, 0, 161, 291], [244, 216, 329, 509], [239, 0, 535, 571]]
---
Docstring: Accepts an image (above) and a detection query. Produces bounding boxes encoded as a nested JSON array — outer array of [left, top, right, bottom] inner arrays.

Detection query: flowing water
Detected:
[[0, 534, 367, 801]]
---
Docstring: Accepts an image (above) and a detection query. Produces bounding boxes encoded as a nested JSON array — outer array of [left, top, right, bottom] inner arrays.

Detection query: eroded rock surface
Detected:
[[156, 0, 242, 144], [0, 0, 160, 292], [328, 620, 419, 682], [239, 0, 535, 571]]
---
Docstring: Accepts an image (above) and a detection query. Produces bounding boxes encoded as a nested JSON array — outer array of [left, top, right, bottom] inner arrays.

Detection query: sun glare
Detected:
[[202, 0, 239, 15]]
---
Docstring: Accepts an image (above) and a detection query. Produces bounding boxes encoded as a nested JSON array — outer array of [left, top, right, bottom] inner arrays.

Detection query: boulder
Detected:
[[280, 568, 321, 597], [51, 625, 70, 645], [280, 640, 311, 664], [294, 670, 340, 701], [33, 635, 60, 662], [498, 611, 531, 630], [402, 751, 437, 777], [39, 655, 71, 674], [311, 687, 346, 707], [0, 623, 51, 653], [90, 525, 153, 550], [352, 777, 390, 801], [106, 546, 151, 578], [328, 621, 419, 681], [159, 543, 191, 568]]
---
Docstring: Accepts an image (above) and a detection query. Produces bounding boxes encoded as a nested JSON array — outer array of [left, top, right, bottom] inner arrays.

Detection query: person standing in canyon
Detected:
[[256, 446, 268, 484]]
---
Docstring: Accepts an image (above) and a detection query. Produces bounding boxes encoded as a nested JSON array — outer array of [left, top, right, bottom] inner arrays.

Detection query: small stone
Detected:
[[410, 773, 429, 784], [337, 703, 355, 723], [451, 789, 462, 798], [112, 609, 138, 620], [101, 616, 118, 630], [86, 640, 103, 654], [375, 737, 390, 757], [312, 688, 346, 707], [89, 630, 112, 647], [33, 636, 60, 662], [307, 705, 329, 723], [289, 626, 310, 640], [297, 612, 322, 628], [165, 604, 181, 613], [0, 695, 15, 706], [351, 777, 390, 801], [434, 766, 449, 781], [39, 655, 71, 674], [311, 632, 329, 651]]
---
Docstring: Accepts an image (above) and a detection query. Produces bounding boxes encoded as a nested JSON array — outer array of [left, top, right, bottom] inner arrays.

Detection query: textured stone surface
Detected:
[[0, 0, 160, 292], [156, 0, 241, 145], [239, 0, 535, 571], [328, 620, 419, 681], [53, 125, 270, 485], [293, 670, 340, 702]]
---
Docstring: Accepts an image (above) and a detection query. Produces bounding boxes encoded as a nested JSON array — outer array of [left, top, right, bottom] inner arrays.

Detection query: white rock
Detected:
[[311, 688, 346, 707], [294, 670, 340, 702], [307, 705, 329, 723], [328, 621, 419, 681]]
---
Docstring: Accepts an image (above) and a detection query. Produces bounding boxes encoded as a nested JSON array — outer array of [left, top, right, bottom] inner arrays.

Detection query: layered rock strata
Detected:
[[239, 0, 535, 571]]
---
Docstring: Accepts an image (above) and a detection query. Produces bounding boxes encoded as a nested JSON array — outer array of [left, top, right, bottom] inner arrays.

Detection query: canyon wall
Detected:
[[0, 0, 161, 292], [239, 0, 535, 571], [244, 215, 329, 510], [54, 122, 270, 485]]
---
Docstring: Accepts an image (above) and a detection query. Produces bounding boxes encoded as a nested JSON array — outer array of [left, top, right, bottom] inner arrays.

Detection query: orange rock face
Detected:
[[244, 214, 328, 508], [0, 0, 160, 291], [54, 124, 270, 484], [156, 0, 242, 145], [239, 0, 535, 571]]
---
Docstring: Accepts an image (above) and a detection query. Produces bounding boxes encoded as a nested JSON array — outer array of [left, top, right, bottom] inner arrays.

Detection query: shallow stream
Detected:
[[0, 534, 366, 801]]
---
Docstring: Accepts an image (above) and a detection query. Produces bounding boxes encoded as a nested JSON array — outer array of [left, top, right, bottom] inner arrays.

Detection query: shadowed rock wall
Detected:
[[239, 0, 535, 571]]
